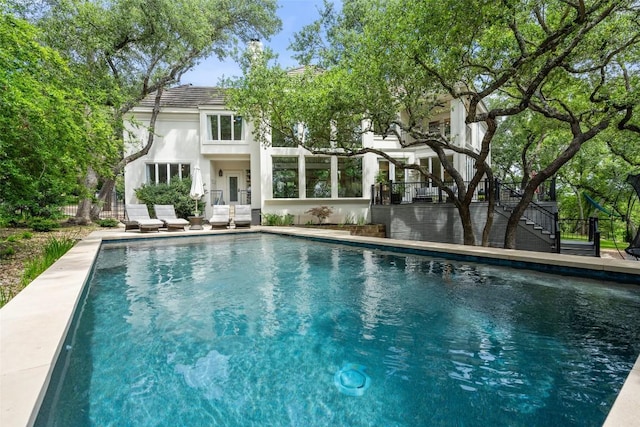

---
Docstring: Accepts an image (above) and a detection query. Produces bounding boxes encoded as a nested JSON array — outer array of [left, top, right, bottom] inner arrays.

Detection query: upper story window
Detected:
[[208, 114, 243, 141], [146, 163, 190, 184]]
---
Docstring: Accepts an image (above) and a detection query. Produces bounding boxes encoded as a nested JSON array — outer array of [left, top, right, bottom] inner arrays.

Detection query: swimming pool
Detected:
[[35, 233, 640, 426]]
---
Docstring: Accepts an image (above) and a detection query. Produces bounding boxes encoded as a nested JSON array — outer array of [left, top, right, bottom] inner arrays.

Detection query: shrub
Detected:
[[0, 242, 16, 259], [29, 218, 61, 232], [135, 178, 196, 218], [306, 206, 333, 224], [21, 231, 33, 239], [97, 218, 120, 228], [262, 213, 294, 226]]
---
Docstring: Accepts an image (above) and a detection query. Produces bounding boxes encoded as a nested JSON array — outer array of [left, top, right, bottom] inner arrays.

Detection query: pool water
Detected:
[[36, 234, 640, 426]]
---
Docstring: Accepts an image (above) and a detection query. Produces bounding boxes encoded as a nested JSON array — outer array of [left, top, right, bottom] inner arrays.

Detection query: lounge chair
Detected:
[[234, 204, 252, 228], [124, 204, 164, 232], [154, 204, 189, 231], [209, 205, 230, 229]]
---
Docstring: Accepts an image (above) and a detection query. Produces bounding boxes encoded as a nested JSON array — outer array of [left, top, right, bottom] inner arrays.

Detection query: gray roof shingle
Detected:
[[138, 85, 225, 108]]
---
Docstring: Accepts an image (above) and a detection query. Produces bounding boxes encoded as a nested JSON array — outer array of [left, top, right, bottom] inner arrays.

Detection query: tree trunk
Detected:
[[74, 167, 99, 225], [90, 177, 116, 220], [458, 202, 476, 245]]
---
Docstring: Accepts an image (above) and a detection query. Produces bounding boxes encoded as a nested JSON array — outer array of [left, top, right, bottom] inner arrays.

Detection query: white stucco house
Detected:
[[123, 85, 487, 224]]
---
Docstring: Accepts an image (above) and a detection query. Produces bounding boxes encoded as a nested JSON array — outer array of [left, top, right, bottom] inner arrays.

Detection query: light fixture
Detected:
[[218, 169, 223, 177]]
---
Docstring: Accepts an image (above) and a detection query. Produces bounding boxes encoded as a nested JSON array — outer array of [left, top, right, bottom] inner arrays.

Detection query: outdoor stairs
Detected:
[[554, 240, 597, 256], [497, 202, 597, 256]]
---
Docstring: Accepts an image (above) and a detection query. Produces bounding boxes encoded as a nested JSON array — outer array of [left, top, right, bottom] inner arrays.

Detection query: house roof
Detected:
[[138, 85, 225, 108]]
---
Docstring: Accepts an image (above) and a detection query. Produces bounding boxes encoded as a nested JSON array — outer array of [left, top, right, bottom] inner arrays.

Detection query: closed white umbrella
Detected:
[[190, 166, 205, 216]]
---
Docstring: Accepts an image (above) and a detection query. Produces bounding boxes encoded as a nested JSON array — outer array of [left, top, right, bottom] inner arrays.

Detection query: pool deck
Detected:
[[1, 225, 639, 426]]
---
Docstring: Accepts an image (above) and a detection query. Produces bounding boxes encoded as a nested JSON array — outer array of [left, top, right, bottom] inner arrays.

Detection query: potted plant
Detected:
[[391, 183, 405, 204]]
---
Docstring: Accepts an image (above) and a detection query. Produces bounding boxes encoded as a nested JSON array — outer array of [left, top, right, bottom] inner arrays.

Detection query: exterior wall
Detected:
[[371, 203, 554, 252], [124, 111, 201, 209], [124, 90, 488, 226]]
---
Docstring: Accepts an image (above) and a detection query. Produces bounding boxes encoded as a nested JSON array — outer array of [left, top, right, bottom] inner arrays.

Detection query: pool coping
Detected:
[[1, 226, 638, 426]]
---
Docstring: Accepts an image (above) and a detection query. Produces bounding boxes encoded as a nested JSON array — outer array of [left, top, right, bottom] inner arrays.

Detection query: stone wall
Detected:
[[371, 203, 554, 252]]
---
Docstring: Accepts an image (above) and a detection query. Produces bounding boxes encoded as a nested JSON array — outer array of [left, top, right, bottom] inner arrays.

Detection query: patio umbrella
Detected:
[[190, 166, 205, 216]]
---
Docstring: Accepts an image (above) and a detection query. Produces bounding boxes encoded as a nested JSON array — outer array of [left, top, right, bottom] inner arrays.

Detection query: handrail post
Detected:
[[554, 212, 561, 253], [495, 178, 501, 202], [550, 176, 556, 201]]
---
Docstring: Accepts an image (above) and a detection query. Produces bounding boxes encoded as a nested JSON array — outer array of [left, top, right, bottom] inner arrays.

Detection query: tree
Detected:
[[229, 0, 640, 248], [12, 0, 281, 222], [0, 14, 112, 218]]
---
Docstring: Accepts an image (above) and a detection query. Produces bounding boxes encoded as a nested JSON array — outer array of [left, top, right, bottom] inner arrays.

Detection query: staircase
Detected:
[[497, 199, 598, 257]]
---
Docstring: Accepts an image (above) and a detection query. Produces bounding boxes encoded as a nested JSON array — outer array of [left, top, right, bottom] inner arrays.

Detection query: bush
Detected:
[[306, 206, 333, 224], [97, 218, 120, 228], [134, 178, 197, 219], [262, 213, 294, 226], [0, 242, 16, 259], [29, 218, 61, 232]]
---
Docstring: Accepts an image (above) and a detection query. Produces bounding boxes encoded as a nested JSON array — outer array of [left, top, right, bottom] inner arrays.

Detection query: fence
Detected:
[[61, 191, 126, 220]]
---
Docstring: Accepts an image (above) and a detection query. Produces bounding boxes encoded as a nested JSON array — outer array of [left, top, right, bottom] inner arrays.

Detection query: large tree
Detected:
[[0, 13, 113, 217], [229, 0, 640, 248], [12, 0, 281, 222]]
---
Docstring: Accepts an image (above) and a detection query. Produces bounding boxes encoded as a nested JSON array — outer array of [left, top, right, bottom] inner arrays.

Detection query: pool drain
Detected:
[[334, 363, 371, 396]]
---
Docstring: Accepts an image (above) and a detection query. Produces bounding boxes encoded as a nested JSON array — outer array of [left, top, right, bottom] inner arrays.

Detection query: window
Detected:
[[272, 156, 299, 198], [208, 114, 243, 141], [146, 163, 191, 184], [338, 157, 362, 197], [305, 157, 331, 198]]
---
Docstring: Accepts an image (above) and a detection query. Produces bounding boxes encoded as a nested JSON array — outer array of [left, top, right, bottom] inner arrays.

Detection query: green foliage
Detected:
[[0, 15, 110, 216], [262, 213, 294, 226], [97, 218, 119, 228], [306, 206, 333, 224], [29, 218, 61, 232], [135, 178, 195, 218], [20, 236, 76, 287], [0, 242, 16, 259]]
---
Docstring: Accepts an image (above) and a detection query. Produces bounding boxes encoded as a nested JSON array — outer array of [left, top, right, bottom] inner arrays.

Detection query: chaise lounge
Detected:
[[234, 205, 252, 228], [124, 204, 164, 232], [154, 205, 189, 231], [209, 205, 230, 229]]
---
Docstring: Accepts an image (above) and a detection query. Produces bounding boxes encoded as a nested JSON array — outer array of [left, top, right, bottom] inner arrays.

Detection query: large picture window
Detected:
[[146, 163, 190, 184], [305, 157, 331, 198], [338, 157, 362, 197], [209, 114, 243, 141], [272, 157, 299, 198]]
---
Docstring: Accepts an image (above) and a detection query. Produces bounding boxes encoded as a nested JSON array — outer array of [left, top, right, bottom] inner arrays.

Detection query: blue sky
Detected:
[[180, 0, 327, 86]]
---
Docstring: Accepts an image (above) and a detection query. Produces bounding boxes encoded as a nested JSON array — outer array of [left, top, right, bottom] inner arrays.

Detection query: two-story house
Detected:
[[123, 84, 487, 225]]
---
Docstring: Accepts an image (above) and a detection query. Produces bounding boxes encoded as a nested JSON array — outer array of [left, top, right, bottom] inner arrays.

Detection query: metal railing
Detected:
[[371, 180, 489, 205], [61, 191, 126, 220], [495, 179, 557, 244], [210, 190, 224, 205], [557, 217, 601, 257]]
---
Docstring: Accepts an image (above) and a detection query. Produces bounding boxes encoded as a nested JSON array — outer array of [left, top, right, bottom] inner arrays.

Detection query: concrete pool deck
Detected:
[[1, 225, 639, 426]]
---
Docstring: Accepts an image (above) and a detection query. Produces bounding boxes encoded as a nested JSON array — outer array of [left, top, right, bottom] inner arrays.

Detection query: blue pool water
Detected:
[[36, 234, 640, 426]]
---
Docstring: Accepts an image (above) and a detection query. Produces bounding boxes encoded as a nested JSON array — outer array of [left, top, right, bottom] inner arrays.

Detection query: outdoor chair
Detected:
[[234, 205, 252, 228], [209, 205, 230, 229], [154, 204, 189, 231], [124, 204, 164, 232]]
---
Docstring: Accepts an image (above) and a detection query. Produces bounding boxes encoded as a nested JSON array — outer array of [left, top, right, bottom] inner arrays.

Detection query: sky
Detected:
[[180, 0, 327, 86]]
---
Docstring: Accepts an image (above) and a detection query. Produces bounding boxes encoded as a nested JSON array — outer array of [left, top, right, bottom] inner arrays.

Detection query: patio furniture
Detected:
[[154, 205, 189, 231], [233, 205, 252, 228], [209, 205, 230, 229], [124, 204, 164, 232], [412, 187, 434, 203]]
